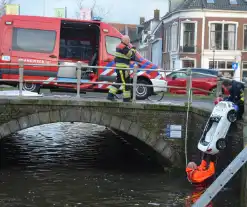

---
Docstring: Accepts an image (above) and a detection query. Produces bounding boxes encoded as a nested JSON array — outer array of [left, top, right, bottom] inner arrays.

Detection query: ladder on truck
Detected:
[[192, 145, 247, 207]]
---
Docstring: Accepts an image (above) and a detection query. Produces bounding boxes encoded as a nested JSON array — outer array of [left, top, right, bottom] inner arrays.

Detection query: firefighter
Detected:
[[107, 35, 137, 102], [228, 80, 244, 119], [224, 80, 245, 119], [185, 154, 216, 207]]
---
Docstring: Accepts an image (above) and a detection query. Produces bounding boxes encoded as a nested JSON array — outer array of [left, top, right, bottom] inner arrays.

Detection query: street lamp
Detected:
[[212, 46, 215, 69]]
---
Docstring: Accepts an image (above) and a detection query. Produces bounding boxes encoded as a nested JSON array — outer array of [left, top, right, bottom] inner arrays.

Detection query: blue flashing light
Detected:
[[93, 16, 103, 21]]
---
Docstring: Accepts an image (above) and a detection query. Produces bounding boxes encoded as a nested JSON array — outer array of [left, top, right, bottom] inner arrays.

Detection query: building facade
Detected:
[[159, 0, 247, 78]]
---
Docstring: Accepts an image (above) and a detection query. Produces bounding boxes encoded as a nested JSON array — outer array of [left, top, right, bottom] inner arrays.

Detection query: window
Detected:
[[105, 36, 121, 56], [59, 39, 92, 60], [208, 60, 234, 77], [207, 0, 215, 3], [229, 0, 237, 4], [167, 26, 171, 52], [242, 62, 247, 81], [209, 61, 217, 69], [182, 23, 195, 52], [244, 25, 247, 50], [171, 24, 178, 51], [182, 59, 195, 68], [12, 28, 56, 53], [167, 72, 187, 78], [164, 29, 168, 52], [172, 59, 175, 70], [210, 23, 236, 50]]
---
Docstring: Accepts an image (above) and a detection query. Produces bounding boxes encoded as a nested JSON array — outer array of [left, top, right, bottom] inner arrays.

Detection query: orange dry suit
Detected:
[[185, 160, 215, 206]]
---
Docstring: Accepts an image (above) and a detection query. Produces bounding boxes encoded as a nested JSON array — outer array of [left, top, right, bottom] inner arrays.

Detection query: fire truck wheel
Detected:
[[136, 79, 152, 100], [22, 83, 41, 93]]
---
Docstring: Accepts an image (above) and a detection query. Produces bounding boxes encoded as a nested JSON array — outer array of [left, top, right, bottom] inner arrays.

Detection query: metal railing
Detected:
[[0, 60, 245, 103]]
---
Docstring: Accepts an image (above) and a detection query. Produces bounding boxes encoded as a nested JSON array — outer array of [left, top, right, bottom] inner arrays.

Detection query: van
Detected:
[[0, 15, 167, 100]]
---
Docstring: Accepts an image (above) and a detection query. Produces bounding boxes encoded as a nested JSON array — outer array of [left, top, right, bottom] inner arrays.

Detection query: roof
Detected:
[[109, 23, 138, 42], [174, 0, 247, 12]]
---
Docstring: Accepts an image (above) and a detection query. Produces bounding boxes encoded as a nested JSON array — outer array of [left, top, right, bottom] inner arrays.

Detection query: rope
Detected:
[[185, 86, 192, 167]]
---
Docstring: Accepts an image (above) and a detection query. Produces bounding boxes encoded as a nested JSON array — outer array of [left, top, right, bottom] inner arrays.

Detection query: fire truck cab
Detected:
[[0, 15, 167, 100]]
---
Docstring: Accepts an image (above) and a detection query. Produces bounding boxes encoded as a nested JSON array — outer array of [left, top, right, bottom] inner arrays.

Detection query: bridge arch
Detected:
[[0, 108, 179, 166]]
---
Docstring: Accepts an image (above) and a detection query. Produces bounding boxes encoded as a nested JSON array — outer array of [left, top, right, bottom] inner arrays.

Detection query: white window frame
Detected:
[[171, 22, 178, 52], [208, 21, 238, 51], [180, 57, 196, 68], [180, 20, 197, 53], [243, 24, 247, 51], [208, 60, 234, 68]]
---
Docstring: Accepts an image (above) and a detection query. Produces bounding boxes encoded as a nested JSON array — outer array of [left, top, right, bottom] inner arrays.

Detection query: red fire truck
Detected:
[[0, 15, 167, 100]]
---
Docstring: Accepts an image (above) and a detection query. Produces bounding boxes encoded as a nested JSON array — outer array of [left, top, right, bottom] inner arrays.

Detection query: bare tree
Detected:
[[75, 0, 109, 20], [0, 0, 12, 17]]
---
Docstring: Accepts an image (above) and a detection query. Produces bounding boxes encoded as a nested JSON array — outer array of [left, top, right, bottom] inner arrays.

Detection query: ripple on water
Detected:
[[0, 122, 239, 207]]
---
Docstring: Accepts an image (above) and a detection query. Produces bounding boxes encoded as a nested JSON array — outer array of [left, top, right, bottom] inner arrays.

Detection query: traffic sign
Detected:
[[166, 125, 182, 138], [232, 62, 238, 70]]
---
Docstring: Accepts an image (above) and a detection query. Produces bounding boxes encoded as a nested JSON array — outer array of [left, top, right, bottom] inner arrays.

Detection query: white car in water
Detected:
[[197, 101, 238, 155]]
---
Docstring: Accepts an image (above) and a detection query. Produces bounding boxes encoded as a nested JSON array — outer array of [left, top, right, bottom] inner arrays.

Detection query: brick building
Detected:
[[108, 23, 138, 43], [153, 0, 247, 77]]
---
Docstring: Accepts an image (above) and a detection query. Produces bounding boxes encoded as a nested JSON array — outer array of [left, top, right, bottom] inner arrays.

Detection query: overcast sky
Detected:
[[10, 0, 169, 24]]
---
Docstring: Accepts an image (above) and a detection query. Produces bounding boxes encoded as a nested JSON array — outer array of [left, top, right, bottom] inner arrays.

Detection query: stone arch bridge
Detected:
[[0, 97, 219, 167]]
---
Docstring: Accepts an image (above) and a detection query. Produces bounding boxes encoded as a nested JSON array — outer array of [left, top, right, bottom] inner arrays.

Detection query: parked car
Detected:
[[197, 101, 238, 155], [165, 68, 230, 95]]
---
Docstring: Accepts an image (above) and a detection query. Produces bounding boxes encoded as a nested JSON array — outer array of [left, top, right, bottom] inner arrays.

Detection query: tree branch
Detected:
[[74, 0, 110, 20]]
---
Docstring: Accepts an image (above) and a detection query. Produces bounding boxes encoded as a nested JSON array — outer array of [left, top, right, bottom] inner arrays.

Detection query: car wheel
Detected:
[[136, 79, 152, 100], [216, 138, 227, 151], [22, 83, 41, 93], [227, 109, 237, 123]]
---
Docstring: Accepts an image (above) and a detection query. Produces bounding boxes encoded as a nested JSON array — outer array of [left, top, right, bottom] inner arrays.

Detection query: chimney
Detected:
[[154, 9, 160, 21], [140, 17, 145, 24]]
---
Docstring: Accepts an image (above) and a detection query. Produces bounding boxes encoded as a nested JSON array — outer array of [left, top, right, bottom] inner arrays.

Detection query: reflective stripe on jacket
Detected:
[[186, 160, 215, 184], [114, 42, 135, 67]]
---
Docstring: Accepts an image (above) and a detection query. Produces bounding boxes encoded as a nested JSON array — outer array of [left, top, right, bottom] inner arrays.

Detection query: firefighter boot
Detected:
[[107, 92, 116, 101]]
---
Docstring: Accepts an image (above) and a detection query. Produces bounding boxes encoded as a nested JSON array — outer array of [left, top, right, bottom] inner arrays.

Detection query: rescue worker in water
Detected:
[[107, 35, 137, 102], [185, 154, 216, 207]]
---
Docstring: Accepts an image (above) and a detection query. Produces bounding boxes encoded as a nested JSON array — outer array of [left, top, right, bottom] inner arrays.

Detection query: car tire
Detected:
[[22, 83, 41, 93], [227, 109, 237, 123], [136, 79, 152, 100], [216, 138, 227, 151]]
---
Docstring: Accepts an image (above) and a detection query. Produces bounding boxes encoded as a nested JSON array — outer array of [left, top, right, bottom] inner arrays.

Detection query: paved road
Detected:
[[40, 89, 214, 112], [0, 86, 214, 112]]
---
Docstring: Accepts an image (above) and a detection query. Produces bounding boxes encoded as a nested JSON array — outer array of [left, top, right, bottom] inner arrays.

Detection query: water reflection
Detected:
[[0, 123, 239, 207]]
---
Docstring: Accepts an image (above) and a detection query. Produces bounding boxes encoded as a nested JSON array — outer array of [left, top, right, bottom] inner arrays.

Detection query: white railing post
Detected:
[[18, 59, 24, 97], [186, 68, 192, 105], [76, 61, 82, 98], [132, 64, 138, 103]]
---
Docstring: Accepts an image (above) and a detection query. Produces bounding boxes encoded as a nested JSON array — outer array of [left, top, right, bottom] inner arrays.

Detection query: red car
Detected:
[[165, 68, 230, 95]]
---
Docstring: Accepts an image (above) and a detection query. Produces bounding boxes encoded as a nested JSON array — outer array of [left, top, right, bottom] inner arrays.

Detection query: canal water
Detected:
[[0, 123, 240, 207]]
